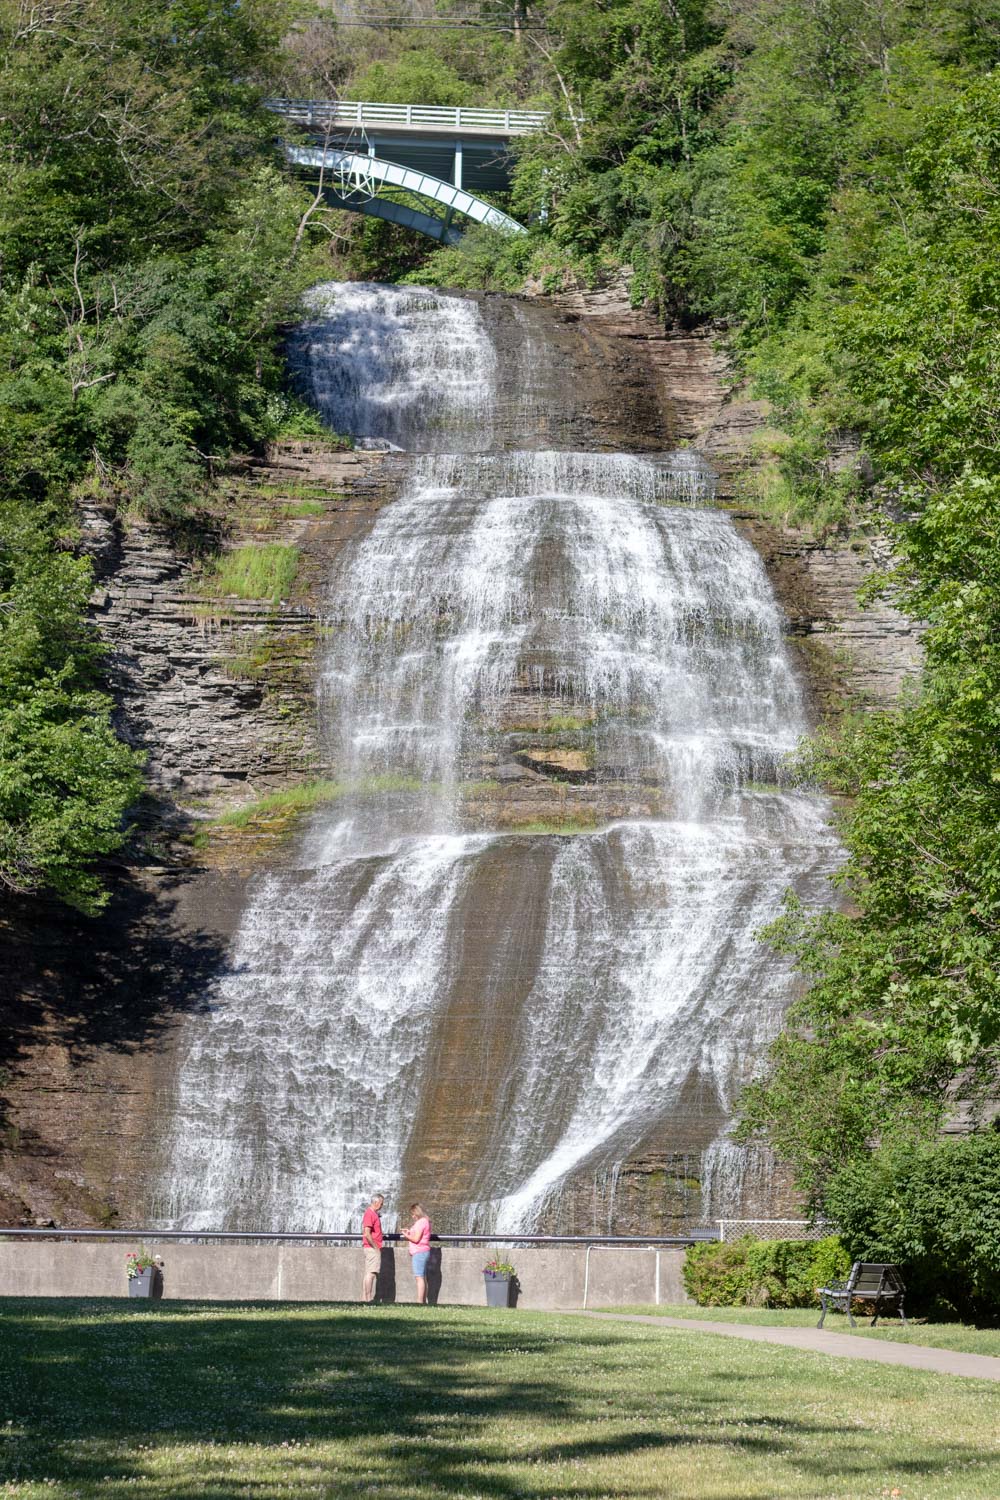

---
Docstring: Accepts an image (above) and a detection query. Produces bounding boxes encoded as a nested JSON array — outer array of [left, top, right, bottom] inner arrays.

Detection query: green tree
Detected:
[[737, 74, 1000, 1201], [0, 0, 334, 911], [825, 1132, 1000, 1315], [0, 512, 144, 912]]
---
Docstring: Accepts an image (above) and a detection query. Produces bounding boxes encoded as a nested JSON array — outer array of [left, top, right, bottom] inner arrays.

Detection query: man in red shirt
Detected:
[[361, 1193, 385, 1303]]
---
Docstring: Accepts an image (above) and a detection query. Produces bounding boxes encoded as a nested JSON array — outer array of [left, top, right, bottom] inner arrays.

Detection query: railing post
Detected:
[[406, 104, 412, 126], [453, 138, 463, 192]]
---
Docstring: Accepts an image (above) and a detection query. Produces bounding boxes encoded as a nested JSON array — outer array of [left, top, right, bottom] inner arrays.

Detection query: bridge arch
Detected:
[[287, 145, 528, 245]]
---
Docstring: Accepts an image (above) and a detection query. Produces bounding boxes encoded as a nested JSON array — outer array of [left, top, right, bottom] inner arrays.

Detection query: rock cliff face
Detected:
[[0, 286, 920, 1233], [517, 279, 920, 1229], [0, 442, 389, 1227], [543, 275, 921, 714], [91, 445, 387, 801]]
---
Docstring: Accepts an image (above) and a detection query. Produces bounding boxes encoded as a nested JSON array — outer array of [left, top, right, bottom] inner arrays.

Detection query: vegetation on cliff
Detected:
[[0, 0, 336, 910]]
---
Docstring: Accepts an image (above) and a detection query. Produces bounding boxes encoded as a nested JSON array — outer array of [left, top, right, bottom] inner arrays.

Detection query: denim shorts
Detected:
[[411, 1251, 429, 1277]]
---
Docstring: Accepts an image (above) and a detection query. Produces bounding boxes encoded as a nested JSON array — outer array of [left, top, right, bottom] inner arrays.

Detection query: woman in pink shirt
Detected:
[[400, 1202, 431, 1304]]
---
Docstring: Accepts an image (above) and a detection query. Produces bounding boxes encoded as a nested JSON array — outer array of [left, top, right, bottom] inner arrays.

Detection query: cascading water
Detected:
[[159, 281, 837, 1232], [700, 1139, 781, 1223], [289, 282, 497, 450]]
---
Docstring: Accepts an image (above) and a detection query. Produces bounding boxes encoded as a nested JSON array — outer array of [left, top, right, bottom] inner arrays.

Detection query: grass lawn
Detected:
[[622, 1305, 1000, 1358], [2, 1301, 1000, 1499]]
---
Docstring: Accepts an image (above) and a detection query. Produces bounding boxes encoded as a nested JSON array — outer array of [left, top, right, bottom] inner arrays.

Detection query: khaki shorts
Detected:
[[363, 1246, 381, 1275]]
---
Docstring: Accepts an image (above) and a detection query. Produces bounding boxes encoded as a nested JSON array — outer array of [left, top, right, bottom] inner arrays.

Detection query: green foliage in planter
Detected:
[[683, 1236, 849, 1309], [484, 1258, 516, 1277], [125, 1247, 157, 1278]]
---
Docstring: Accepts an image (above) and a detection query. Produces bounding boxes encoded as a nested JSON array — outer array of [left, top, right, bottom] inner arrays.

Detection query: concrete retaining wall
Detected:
[[0, 1242, 690, 1310]]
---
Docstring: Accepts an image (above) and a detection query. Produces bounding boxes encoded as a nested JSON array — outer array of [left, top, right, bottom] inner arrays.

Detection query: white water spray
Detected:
[[159, 284, 836, 1232]]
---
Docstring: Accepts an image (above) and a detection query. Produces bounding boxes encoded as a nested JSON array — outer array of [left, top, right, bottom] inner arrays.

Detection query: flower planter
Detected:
[[127, 1266, 161, 1299], [484, 1272, 512, 1308]]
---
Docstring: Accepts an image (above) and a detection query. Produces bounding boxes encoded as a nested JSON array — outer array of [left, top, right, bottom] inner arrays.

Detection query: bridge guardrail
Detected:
[[265, 98, 550, 135]]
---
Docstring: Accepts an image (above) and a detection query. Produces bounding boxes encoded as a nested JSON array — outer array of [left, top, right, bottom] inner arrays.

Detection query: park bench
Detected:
[[817, 1261, 907, 1329]]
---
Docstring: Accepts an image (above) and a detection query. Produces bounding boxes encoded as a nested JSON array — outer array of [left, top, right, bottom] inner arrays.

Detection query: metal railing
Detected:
[[0, 1226, 718, 1245], [265, 98, 551, 135]]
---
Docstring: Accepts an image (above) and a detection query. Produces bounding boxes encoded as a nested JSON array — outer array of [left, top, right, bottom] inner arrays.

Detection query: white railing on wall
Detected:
[[265, 98, 551, 135]]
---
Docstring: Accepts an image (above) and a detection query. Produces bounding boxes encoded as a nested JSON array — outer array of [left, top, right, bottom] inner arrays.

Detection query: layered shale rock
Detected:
[[0, 442, 390, 1226], [532, 275, 921, 717]]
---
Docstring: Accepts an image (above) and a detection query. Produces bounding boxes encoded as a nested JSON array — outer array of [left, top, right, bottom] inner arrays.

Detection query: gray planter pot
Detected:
[[484, 1272, 511, 1308], [128, 1267, 160, 1299]]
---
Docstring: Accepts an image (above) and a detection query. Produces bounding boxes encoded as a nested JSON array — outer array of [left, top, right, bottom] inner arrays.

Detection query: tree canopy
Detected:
[[0, 0, 332, 910]]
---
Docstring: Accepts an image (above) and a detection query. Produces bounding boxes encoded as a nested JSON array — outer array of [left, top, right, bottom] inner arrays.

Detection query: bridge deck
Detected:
[[266, 98, 548, 139], [273, 98, 537, 243]]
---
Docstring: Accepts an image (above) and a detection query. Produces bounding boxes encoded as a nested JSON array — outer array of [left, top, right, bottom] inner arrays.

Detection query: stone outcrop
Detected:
[[530, 272, 732, 442], [732, 514, 921, 714], [88, 444, 387, 806], [0, 441, 391, 1227], [0, 873, 246, 1228]]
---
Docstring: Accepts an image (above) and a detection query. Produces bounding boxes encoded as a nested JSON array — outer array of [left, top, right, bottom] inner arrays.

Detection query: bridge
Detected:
[[267, 98, 544, 244]]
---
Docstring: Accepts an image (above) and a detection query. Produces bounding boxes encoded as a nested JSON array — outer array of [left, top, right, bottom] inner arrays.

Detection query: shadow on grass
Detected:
[[0, 1300, 994, 1498]]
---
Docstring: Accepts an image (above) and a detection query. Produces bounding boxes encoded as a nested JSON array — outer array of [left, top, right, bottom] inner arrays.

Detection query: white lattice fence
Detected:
[[717, 1219, 831, 1242]]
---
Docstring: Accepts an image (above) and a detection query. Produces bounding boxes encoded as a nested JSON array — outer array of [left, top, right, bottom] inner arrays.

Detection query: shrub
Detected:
[[683, 1235, 849, 1308], [683, 1239, 756, 1306], [809, 1234, 854, 1296], [825, 1131, 1000, 1317]]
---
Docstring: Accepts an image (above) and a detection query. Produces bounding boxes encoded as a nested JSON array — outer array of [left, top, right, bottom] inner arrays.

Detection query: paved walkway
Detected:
[[574, 1311, 1000, 1382]]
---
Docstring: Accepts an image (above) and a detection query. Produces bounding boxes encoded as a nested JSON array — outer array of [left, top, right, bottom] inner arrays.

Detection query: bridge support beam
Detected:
[[286, 145, 527, 245]]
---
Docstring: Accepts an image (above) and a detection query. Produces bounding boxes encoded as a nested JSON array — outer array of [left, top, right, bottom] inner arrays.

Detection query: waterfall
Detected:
[[700, 1139, 781, 1224], [288, 282, 497, 451], [158, 282, 837, 1233], [473, 810, 830, 1234]]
